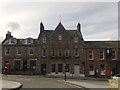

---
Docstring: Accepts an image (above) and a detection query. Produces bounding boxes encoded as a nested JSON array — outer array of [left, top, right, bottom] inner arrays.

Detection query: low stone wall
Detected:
[[108, 79, 120, 90]]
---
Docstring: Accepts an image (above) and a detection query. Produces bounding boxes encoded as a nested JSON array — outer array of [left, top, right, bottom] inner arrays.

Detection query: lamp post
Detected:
[[64, 59, 66, 81], [106, 47, 113, 79]]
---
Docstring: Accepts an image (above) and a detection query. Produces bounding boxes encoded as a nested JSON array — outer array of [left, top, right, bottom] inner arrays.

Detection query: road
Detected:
[[2, 75, 83, 89]]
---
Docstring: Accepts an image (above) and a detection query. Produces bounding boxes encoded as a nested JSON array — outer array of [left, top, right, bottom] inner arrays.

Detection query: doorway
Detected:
[[74, 64, 80, 76], [41, 64, 46, 75], [23, 61, 27, 71]]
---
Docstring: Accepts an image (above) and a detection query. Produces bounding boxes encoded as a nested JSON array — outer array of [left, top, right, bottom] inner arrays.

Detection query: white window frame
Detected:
[[5, 48, 10, 55], [65, 50, 69, 57], [58, 34, 62, 40], [112, 50, 117, 60], [51, 50, 56, 57], [17, 48, 22, 55], [29, 48, 34, 55], [89, 51, 94, 60], [42, 37, 47, 43], [100, 51, 104, 60], [74, 49, 79, 57], [74, 37, 78, 43], [58, 50, 62, 57], [42, 49, 46, 57]]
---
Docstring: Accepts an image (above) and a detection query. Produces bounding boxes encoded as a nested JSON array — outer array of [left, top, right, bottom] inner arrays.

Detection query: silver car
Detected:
[[112, 74, 120, 80]]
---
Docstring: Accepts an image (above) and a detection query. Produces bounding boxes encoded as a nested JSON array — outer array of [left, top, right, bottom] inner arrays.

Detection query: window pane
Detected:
[[58, 34, 62, 40], [17, 48, 21, 55], [30, 48, 34, 55], [74, 37, 78, 43]]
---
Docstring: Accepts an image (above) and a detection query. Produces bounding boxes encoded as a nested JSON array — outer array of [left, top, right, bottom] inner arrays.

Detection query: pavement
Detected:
[[66, 80, 110, 90], [1, 79, 22, 90]]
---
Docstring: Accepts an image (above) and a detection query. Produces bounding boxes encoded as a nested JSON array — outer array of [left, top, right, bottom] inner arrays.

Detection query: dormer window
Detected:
[[58, 34, 62, 40], [9, 38, 17, 44], [74, 37, 78, 43], [42, 37, 47, 43], [26, 38, 33, 44]]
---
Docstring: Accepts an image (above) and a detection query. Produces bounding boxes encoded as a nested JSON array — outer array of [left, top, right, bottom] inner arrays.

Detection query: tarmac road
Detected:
[[2, 75, 84, 89]]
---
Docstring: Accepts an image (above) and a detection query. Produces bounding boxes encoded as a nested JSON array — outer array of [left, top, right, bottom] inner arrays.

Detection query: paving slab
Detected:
[[1, 80, 22, 90]]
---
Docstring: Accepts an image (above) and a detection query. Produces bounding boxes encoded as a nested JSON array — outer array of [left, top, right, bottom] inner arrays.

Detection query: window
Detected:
[[11, 38, 14, 44], [58, 34, 62, 40], [74, 37, 78, 43], [65, 64, 69, 72], [27, 38, 31, 43], [14, 61, 20, 71], [100, 51, 104, 60], [51, 50, 56, 57], [42, 49, 46, 57], [42, 37, 47, 43], [29, 48, 34, 55], [100, 64, 105, 75], [5, 48, 10, 55], [74, 49, 79, 57], [51, 64, 55, 72], [89, 51, 94, 60], [112, 50, 116, 60], [65, 50, 69, 57], [58, 50, 62, 57], [17, 48, 21, 55], [58, 64, 62, 72], [27, 38, 33, 44], [30, 61, 36, 71], [9, 38, 17, 44], [89, 64, 94, 71]]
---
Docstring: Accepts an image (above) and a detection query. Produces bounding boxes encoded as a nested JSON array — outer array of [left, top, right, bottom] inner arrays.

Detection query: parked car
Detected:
[[112, 74, 120, 80]]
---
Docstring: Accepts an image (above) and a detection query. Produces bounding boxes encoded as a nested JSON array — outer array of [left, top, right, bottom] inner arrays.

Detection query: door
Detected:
[[41, 64, 46, 75], [23, 61, 27, 71], [74, 65, 80, 76], [14, 61, 20, 71]]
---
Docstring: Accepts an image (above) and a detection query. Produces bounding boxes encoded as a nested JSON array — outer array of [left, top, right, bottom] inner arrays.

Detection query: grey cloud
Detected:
[[5, 22, 20, 31]]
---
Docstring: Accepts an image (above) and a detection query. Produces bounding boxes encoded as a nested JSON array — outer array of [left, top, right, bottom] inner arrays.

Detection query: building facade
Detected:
[[2, 22, 120, 78]]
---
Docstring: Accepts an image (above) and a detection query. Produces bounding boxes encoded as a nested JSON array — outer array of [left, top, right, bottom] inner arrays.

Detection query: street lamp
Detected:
[[106, 47, 113, 79], [64, 58, 66, 81]]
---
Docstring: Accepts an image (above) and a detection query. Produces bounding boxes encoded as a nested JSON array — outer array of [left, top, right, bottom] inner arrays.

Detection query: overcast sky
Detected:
[[0, 1, 118, 43]]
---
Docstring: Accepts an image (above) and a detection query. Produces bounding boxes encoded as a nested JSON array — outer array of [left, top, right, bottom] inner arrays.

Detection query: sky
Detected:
[[0, 0, 119, 43]]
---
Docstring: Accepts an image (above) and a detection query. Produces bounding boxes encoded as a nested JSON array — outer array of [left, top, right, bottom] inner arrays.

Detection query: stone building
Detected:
[[2, 22, 120, 78]]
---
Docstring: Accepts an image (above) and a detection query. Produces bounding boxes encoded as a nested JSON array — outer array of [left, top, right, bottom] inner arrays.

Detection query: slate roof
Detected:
[[84, 41, 120, 48]]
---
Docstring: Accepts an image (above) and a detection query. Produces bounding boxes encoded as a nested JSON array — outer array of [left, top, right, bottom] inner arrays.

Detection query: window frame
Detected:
[[29, 48, 34, 55], [58, 34, 62, 40], [89, 51, 94, 60], [17, 48, 22, 55], [42, 49, 46, 57], [74, 49, 79, 57], [99, 51, 104, 60], [42, 37, 47, 43], [5, 48, 10, 55], [112, 50, 117, 60]]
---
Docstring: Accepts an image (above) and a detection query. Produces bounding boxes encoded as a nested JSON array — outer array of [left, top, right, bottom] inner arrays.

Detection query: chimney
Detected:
[[40, 22, 44, 32], [6, 31, 13, 39], [77, 22, 81, 32]]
